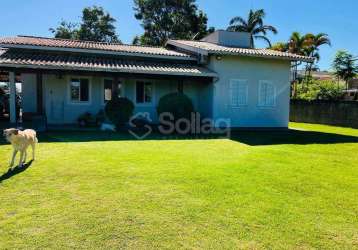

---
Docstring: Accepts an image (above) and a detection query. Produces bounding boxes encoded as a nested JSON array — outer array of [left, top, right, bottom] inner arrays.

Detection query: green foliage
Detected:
[[271, 32, 330, 63], [332, 50, 358, 85], [227, 9, 277, 47], [50, 6, 120, 43], [271, 42, 288, 52], [95, 109, 106, 124], [133, 0, 214, 46], [77, 112, 96, 127], [295, 80, 344, 101], [157, 92, 194, 120], [49, 21, 79, 40], [105, 97, 134, 127]]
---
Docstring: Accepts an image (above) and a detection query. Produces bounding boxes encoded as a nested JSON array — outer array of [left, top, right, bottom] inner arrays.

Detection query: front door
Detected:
[[46, 81, 65, 124]]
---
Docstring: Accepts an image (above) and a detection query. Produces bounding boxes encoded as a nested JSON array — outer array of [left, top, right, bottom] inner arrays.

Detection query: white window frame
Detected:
[[229, 79, 248, 107], [102, 78, 125, 105], [134, 80, 155, 106], [67, 76, 92, 105], [258, 80, 276, 108]]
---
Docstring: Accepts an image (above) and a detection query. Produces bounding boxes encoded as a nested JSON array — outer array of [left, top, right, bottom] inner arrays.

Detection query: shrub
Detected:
[[157, 92, 194, 121], [78, 112, 95, 127], [95, 109, 106, 125], [105, 97, 134, 127], [295, 80, 344, 101]]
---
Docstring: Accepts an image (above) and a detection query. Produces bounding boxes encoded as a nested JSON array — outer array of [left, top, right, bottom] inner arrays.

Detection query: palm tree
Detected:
[[227, 9, 277, 48], [304, 33, 331, 75], [288, 32, 310, 55], [272, 32, 331, 79]]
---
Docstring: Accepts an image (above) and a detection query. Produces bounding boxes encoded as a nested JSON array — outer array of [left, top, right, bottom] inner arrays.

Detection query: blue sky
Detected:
[[1, 0, 357, 70]]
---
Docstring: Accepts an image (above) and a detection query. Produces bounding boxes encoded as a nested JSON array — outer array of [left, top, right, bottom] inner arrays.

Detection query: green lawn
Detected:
[[0, 123, 357, 249]]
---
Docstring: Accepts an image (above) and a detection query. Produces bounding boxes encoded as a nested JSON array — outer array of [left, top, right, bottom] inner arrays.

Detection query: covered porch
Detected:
[[0, 68, 215, 129], [0, 38, 218, 129]]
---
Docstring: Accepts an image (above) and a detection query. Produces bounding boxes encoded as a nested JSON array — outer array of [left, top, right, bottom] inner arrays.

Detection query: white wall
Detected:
[[208, 55, 291, 128], [21, 74, 37, 113]]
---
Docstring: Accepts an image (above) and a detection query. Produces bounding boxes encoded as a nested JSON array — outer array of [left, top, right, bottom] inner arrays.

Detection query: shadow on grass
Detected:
[[0, 160, 33, 184], [230, 129, 358, 146], [0, 129, 357, 146]]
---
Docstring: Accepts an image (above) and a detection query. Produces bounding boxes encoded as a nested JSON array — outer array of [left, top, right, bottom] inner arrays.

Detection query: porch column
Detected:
[[36, 72, 44, 114], [9, 71, 16, 124]]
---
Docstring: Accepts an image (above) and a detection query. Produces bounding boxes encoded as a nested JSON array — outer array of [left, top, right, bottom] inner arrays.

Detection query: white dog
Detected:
[[3, 128, 38, 168]]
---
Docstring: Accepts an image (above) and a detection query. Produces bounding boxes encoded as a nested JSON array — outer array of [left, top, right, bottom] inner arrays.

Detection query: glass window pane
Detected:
[[117, 82, 122, 98], [136, 81, 144, 103], [80, 79, 89, 102], [70, 79, 80, 101], [104, 79, 112, 102], [144, 82, 152, 102]]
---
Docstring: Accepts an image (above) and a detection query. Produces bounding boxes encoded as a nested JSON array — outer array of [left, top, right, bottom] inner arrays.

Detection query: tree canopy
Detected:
[[133, 0, 214, 46], [332, 50, 358, 88], [272, 32, 330, 61], [227, 9, 277, 48], [271, 32, 331, 78], [50, 6, 120, 43]]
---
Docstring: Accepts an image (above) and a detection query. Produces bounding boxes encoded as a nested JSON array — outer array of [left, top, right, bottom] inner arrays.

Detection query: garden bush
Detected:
[[77, 112, 95, 127], [295, 80, 344, 101], [157, 92, 194, 121], [105, 97, 134, 127]]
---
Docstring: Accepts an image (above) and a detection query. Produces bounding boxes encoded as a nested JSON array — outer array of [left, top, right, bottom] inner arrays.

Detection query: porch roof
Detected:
[[0, 49, 217, 78]]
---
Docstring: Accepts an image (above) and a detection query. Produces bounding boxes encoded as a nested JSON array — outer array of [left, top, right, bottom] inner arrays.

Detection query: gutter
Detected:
[[0, 63, 218, 78]]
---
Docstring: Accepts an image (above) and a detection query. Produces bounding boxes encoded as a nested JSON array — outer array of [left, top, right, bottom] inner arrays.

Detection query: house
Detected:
[[0, 30, 313, 129], [297, 70, 336, 81], [343, 79, 358, 101], [348, 78, 358, 90]]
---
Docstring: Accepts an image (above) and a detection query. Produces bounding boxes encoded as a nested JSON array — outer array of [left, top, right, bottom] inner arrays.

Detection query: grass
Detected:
[[0, 122, 357, 249]]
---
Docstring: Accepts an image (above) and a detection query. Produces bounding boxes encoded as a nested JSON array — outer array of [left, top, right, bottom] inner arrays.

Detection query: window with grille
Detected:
[[258, 80, 276, 107], [229, 79, 248, 107]]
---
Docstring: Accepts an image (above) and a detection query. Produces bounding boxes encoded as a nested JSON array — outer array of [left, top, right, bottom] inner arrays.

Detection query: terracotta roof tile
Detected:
[[0, 49, 216, 77], [0, 36, 192, 59], [167, 40, 314, 62]]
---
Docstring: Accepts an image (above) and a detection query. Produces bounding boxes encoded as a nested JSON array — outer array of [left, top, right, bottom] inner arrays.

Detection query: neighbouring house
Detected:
[[0, 30, 313, 129], [343, 78, 358, 101], [348, 78, 358, 90], [297, 70, 336, 81]]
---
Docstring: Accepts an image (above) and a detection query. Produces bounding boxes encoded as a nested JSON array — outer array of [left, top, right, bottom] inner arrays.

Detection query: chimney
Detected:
[[200, 30, 252, 48]]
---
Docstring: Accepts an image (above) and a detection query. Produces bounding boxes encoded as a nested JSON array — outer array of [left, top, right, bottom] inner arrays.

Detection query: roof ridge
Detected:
[[171, 40, 308, 53], [17, 35, 164, 49]]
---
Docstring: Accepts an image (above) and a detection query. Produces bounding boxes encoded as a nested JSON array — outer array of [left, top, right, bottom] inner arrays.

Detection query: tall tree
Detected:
[[272, 32, 331, 79], [49, 21, 79, 40], [332, 50, 358, 89], [133, 0, 214, 46], [50, 6, 120, 43], [304, 33, 331, 76], [304, 33, 331, 61], [227, 9, 277, 48], [287, 32, 310, 55]]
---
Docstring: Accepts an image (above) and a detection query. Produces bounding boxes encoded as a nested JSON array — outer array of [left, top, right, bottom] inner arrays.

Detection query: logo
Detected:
[[128, 112, 231, 140], [128, 112, 153, 140]]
